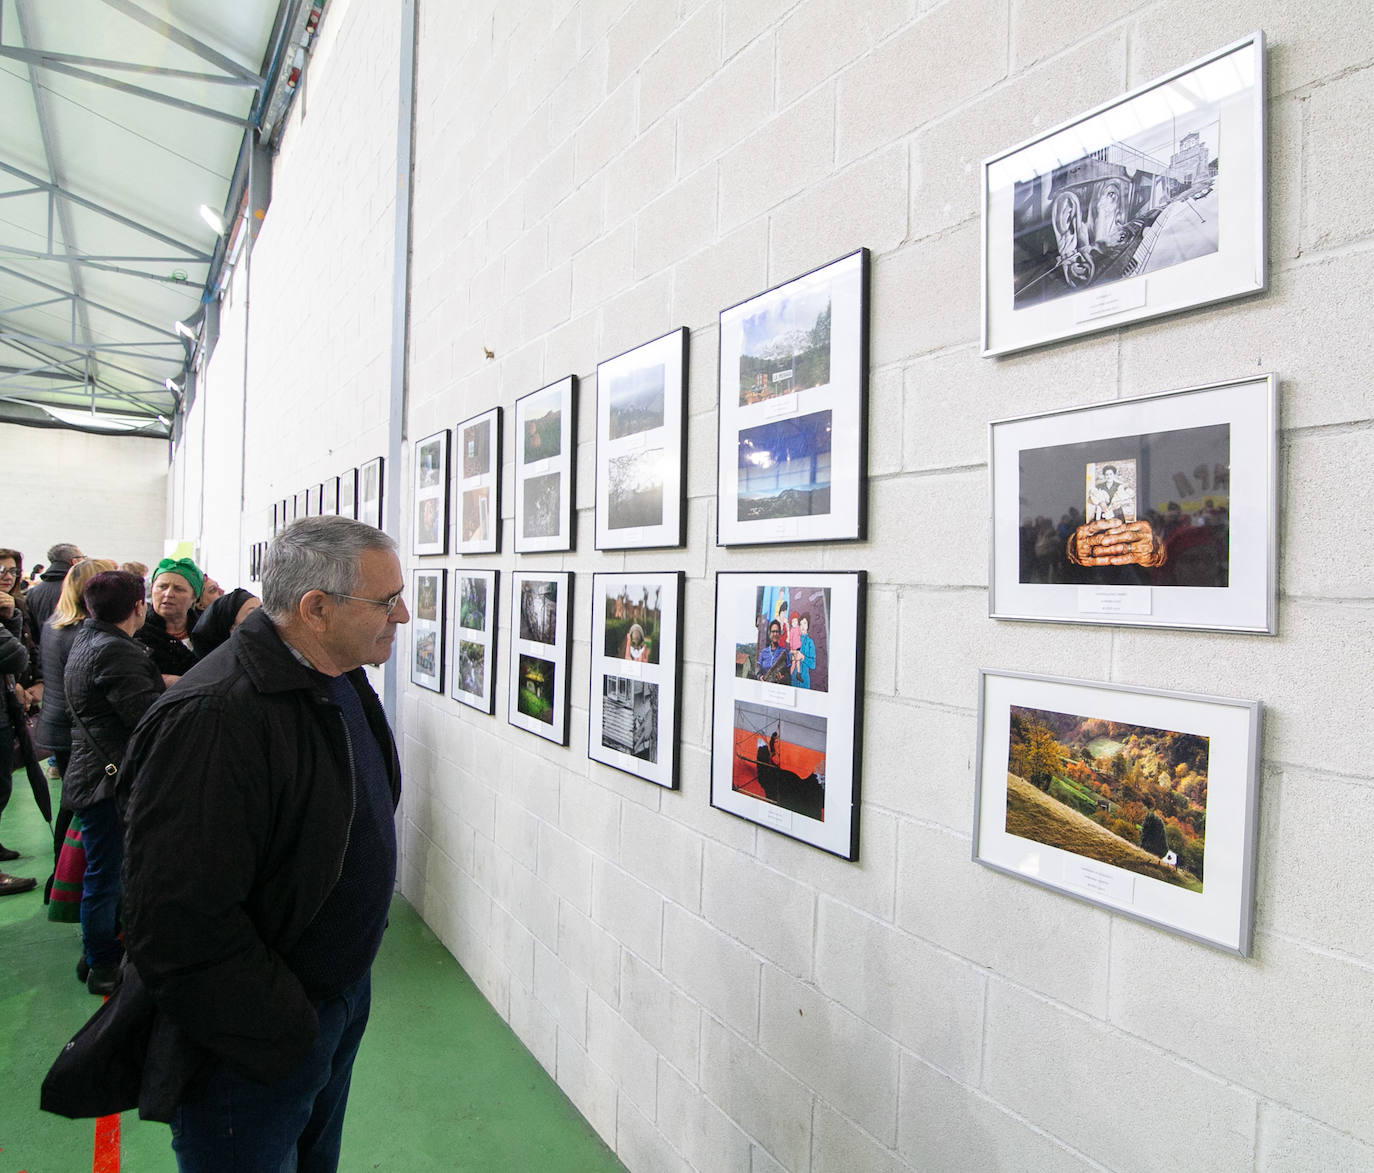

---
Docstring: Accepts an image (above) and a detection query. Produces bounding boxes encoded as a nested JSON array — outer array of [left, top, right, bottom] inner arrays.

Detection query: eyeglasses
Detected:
[[0, 567, 18, 579], [329, 590, 404, 617]]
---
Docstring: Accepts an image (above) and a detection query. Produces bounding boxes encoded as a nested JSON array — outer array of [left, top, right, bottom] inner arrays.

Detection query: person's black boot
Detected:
[[86, 964, 119, 996], [76, 957, 90, 984]]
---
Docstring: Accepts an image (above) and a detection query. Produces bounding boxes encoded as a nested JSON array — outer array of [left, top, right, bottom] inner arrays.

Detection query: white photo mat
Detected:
[[507, 570, 572, 744], [717, 250, 868, 546], [410, 568, 446, 693], [982, 32, 1266, 356], [588, 571, 682, 787], [456, 406, 501, 555], [710, 571, 865, 858], [973, 669, 1261, 955], [359, 457, 384, 530], [451, 568, 498, 714], [413, 429, 450, 556], [989, 374, 1277, 633], [595, 328, 687, 550], [514, 378, 576, 553]]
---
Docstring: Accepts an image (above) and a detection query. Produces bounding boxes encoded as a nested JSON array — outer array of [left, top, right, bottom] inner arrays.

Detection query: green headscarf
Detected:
[[152, 556, 205, 600]]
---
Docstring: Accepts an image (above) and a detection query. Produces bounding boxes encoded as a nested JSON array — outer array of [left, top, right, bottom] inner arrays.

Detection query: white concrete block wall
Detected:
[[173, 0, 1374, 1170], [0, 425, 166, 567]]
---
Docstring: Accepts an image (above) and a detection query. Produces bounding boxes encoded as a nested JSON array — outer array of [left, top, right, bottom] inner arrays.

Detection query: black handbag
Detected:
[[40, 960, 155, 1119]]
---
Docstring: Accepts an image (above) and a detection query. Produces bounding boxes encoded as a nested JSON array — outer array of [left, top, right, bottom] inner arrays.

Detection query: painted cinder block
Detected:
[[896, 1055, 1101, 1173], [768, 145, 908, 285], [810, 1102, 908, 1173], [777, 0, 910, 109], [833, 0, 1008, 166], [560, 903, 623, 1008], [606, 0, 677, 92], [637, 2, 721, 130], [1108, 923, 1374, 1146], [634, 165, 719, 281], [655, 1060, 754, 1173], [534, 938, 591, 1047], [1257, 1103, 1374, 1173], [670, 221, 769, 332], [587, 991, 659, 1113], [718, 87, 837, 235], [604, 118, 679, 229], [553, 1031, 619, 1142], [558, 768, 623, 862], [860, 697, 976, 832], [537, 823, 595, 915], [676, 36, 775, 176], [758, 964, 899, 1142], [574, 77, 636, 186], [592, 859, 665, 965], [699, 1015, 814, 1172], [616, 1097, 695, 1173], [756, 808, 898, 923], [896, 822, 1113, 1018], [869, 223, 981, 366], [661, 903, 761, 1040], [619, 950, 702, 1076], [701, 842, 817, 979], [1281, 428, 1374, 600], [814, 897, 985, 1082], [619, 802, 705, 915], [985, 977, 1258, 1172]]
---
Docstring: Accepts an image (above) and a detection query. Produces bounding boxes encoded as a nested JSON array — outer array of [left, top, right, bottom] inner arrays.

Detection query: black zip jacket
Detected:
[[134, 605, 202, 676], [119, 607, 401, 1099], [63, 619, 164, 808]]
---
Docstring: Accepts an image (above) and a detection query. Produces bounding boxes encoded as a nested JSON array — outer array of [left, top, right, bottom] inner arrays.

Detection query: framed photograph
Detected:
[[974, 669, 1262, 955], [413, 429, 451, 556], [310, 483, 324, 516], [359, 456, 384, 530], [410, 568, 446, 693], [514, 377, 576, 553], [588, 572, 683, 787], [990, 374, 1277, 633], [322, 476, 339, 517], [457, 406, 501, 554], [508, 570, 572, 744], [294, 489, 309, 519], [594, 328, 687, 550], [451, 569, 498, 714], [339, 468, 358, 520], [717, 249, 868, 547], [981, 31, 1266, 357], [710, 571, 865, 858]]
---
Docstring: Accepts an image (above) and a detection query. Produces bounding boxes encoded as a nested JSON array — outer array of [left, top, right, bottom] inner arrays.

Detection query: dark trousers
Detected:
[[171, 970, 372, 1173]]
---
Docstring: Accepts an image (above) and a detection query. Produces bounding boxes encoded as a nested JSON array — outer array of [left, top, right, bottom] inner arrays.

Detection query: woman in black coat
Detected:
[[65, 571, 165, 993]]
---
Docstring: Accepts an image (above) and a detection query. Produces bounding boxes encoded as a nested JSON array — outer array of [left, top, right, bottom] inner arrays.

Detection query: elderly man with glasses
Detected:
[[118, 516, 407, 1171]]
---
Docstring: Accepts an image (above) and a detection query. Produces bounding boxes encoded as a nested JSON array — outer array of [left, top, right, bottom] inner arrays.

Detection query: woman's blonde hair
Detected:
[[51, 559, 118, 628]]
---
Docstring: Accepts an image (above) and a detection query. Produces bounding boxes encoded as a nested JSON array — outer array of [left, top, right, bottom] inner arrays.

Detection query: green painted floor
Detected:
[[0, 772, 625, 1172]]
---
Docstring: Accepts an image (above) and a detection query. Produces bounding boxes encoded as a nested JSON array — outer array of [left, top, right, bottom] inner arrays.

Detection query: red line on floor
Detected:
[[93, 1113, 120, 1173]]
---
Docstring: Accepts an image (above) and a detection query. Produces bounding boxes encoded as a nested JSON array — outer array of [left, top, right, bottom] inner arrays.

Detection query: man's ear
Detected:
[[298, 589, 332, 633]]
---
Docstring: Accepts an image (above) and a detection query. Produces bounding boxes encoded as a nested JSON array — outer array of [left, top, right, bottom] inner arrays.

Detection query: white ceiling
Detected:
[[0, 0, 291, 435]]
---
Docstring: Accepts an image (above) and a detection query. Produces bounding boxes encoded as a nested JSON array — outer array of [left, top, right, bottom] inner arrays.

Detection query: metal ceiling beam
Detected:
[[0, 161, 212, 260], [0, 328, 181, 361], [19, 57, 255, 128], [0, 294, 69, 315], [97, 0, 264, 86], [0, 262, 181, 340], [0, 247, 213, 265], [15, 0, 99, 401], [0, 44, 262, 86]]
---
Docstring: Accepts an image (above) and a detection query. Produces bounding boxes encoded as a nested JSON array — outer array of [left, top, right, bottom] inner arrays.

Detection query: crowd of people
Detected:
[[0, 540, 258, 997], [8, 519, 409, 1171]]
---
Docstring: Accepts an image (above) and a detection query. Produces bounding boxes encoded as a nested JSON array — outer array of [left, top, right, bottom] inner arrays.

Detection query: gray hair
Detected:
[[48, 542, 82, 562], [262, 516, 396, 622]]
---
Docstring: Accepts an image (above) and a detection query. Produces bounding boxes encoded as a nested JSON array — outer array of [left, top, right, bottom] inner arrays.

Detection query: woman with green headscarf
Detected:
[[135, 556, 205, 680]]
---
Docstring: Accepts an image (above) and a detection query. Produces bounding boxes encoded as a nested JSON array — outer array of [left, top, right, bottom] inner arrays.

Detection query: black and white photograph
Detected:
[[413, 429, 450, 556], [409, 568, 446, 693], [718, 250, 867, 546], [974, 669, 1262, 955], [514, 378, 575, 552], [452, 568, 497, 714], [990, 375, 1277, 632], [589, 571, 682, 788], [982, 32, 1266, 355], [508, 570, 572, 744], [359, 456, 383, 529], [711, 571, 865, 857], [457, 407, 501, 554], [595, 328, 687, 550], [339, 468, 357, 520]]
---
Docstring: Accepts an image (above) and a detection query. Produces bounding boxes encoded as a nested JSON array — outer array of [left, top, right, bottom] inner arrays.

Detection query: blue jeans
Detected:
[[78, 798, 124, 968], [171, 971, 372, 1173]]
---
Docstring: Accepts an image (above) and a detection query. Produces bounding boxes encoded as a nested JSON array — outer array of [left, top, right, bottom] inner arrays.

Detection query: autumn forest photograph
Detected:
[[1005, 706, 1209, 891]]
